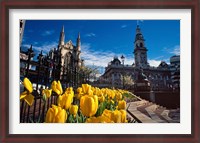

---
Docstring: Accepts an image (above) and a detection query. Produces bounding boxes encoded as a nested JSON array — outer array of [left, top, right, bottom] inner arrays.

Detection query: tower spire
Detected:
[[76, 32, 81, 68], [133, 25, 148, 68], [59, 25, 65, 47], [77, 32, 81, 51], [78, 32, 80, 39], [62, 25, 64, 33]]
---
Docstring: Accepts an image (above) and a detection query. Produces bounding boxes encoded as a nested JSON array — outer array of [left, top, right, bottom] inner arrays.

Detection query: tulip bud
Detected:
[[69, 105, 78, 117]]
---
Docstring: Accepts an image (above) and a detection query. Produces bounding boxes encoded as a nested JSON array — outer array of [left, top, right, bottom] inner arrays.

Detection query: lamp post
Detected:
[[25, 45, 34, 77], [121, 55, 125, 89]]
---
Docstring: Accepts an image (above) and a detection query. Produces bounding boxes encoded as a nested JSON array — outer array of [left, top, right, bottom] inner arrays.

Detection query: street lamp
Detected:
[[121, 55, 125, 89], [25, 45, 35, 77]]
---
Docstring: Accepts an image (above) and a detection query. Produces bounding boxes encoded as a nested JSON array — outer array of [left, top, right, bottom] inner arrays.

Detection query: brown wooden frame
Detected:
[[0, 0, 199, 142]]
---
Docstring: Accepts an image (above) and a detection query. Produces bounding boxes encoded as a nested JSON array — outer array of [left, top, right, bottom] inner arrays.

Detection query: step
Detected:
[[145, 105, 167, 123], [127, 103, 158, 123]]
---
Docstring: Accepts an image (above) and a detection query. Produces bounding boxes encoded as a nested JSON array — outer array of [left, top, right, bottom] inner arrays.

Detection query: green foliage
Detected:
[[42, 94, 47, 102], [67, 114, 74, 123], [95, 101, 107, 117], [78, 112, 86, 123], [108, 102, 116, 111], [67, 111, 86, 123], [122, 92, 136, 100]]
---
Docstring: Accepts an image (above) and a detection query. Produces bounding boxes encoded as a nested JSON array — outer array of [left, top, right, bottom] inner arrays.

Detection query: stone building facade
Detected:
[[100, 25, 180, 91], [54, 26, 82, 80]]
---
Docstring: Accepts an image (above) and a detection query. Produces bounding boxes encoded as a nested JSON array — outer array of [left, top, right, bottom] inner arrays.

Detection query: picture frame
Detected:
[[0, 0, 199, 142]]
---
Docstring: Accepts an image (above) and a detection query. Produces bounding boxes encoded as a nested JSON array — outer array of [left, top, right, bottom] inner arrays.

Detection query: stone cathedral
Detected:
[[48, 26, 83, 81]]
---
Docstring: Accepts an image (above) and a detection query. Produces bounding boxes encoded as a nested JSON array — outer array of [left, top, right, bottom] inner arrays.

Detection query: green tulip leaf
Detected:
[[67, 114, 74, 123]]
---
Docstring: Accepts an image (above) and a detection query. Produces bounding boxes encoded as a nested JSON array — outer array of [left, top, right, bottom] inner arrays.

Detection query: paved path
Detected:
[[126, 99, 180, 123]]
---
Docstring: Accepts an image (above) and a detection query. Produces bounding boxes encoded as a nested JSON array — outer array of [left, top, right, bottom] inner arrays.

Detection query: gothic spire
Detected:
[[62, 25, 64, 33], [59, 25, 65, 46], [77, 32, 81, 51], [78, 32, 80, 39]]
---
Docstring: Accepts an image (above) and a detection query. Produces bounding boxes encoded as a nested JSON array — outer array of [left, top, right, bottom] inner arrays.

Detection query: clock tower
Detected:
[[133, 25, 148, 68]]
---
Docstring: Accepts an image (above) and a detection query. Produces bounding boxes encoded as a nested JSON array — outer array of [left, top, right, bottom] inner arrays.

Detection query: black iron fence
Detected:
[[20, 45, 86, 123]]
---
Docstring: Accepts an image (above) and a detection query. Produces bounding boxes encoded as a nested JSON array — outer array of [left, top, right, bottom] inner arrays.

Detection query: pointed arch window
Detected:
[[64, 52, 72, 73]]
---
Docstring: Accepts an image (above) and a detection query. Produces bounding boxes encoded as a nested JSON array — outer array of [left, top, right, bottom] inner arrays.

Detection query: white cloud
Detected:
[[85, 33, 96, 37], [81, 43, 134, 68], [170, 45, 180, 55], [41, 30, 54, 36], [81, 43, 114, 67], [153, 56, 164, 60], [163, 45, 180, 56], [21, 41, 57, 55], [148, 59, 161, 67], [121, 25, 127, 28]]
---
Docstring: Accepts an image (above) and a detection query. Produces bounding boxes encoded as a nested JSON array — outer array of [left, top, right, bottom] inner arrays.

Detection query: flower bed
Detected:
[[20, 78, 137, 123]]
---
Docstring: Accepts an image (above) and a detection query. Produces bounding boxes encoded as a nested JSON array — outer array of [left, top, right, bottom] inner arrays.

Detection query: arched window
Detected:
[[140, 43, 143, 47], [65, 53, 71, 64], [64, 53, 72, 71]]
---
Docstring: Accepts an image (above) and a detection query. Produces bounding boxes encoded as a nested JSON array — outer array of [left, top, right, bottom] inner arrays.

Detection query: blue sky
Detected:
[[21, 20, 180, 74]]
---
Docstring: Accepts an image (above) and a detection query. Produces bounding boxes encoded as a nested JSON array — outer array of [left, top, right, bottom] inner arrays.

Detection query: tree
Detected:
[[121, 75, 135, 89], [79, 65, 99, 83]]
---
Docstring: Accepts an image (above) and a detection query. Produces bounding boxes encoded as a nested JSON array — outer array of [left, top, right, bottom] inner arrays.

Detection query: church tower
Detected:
[[76, 32, 81, 51], [133, 25, 148, 68], [76, 32, 81, 67], [59, 25, 65, 48]]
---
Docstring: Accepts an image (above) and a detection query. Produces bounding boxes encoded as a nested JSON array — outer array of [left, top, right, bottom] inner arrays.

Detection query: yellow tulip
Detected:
[[120, 110, 127, 123], [86, 117, 99, 123], [20, 91, 34, 106], [102, 109, 112, 119], [101, 109, 127, 123], [69, 105, 78, 117], [20, 78, 34, 106], [98, 94, 105, 103], [23, 77, 33, 93], [116, 92, 122, 101], [80, 95, 98, 117], [77, 87, 83, 94], [86, 115, 113, 123], [45, 105, 67, 123], [92, 87, 102, 96], [82, 84, 93, 96], [42, 89, 52, 98], [58, 92, 73, 110], [76, 87, 83, 99], [118, 100, 126, 110], [111, 110, 122, 123], [65, 87, 74, 95], [51, 80, 63, 95], [105, 89, 115, 99]]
